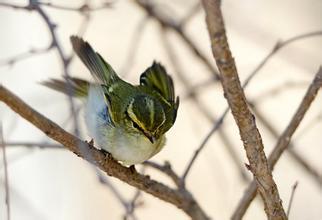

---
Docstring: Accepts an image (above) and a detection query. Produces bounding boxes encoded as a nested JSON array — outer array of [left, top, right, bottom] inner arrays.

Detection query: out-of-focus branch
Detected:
[[201, 0, 287, 219], [251, 106, 322, 187], [37, 1, 113, 12], [180, 2, 202, 26], [144, 161, 181, 187], [232, 67, 322, 219], [286, 181, 298, 218], [0, 1, 112, 12], [120, 16, 149, 76], [0, 85, 209, 220], [0, 45, 53, 67], [134, 0, 220, 80], [0, 125, 11, 220]]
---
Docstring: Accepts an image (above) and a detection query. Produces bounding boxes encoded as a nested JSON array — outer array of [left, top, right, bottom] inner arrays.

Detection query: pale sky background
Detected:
[[0, 0, 322, 219]]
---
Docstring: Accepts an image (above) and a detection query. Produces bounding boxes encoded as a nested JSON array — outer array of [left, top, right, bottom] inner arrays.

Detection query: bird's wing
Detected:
[[140, 61, 177, 104], [70, 36, 119, 86]]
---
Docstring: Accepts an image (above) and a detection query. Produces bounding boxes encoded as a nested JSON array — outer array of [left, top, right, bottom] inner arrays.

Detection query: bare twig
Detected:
[[286, 181, 299, 218], [243, 31, 322, 88], [232, 67, 322, 219], [252, 81, 309, 104], [143, 161, 181, 187], [0, 125, 11, 220], [100, 176, 139, 220], [37, 1, 113, 12], [124, 189, 142, 220], [294, 111, 322, 140], [181, 108, 228, 183], [0, 1, 112, 12], [201, 0, 287, 219], [0, 85, 209, 220], [0, 45, 53, 67], [134, 0, 220, 80]]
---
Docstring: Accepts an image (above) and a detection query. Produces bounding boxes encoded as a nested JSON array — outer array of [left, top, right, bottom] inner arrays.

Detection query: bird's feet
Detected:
[[85, 138, 94, 146], [129, 165, 137, 173]]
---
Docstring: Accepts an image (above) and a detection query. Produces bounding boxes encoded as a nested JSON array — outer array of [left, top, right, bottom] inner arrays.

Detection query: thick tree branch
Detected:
[[201, 0, 287, 219], [0, 85, 209, 220], [232, 67, 322, 219]]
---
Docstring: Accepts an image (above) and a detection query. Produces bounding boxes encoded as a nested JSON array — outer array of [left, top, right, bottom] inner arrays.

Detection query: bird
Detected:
[[42, 36, 179, 166]]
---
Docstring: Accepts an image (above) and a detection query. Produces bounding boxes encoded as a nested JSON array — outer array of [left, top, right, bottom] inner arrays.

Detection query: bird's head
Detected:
[[126, 95, 166, 143]]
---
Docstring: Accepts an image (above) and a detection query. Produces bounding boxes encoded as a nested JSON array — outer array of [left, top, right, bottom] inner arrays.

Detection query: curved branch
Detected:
[[0, 85, 209, 220]]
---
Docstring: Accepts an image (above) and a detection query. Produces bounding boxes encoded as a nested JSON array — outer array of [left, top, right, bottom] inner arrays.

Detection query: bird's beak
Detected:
[[146, 134, 156, 144]]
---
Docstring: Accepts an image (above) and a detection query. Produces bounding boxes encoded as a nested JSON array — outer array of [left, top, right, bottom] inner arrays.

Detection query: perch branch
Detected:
[[0, 85, 209, 220]]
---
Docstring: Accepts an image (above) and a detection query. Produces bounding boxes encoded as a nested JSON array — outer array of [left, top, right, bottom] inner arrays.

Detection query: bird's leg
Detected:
[[85, 138, 94, 146], [129, 165, 137, 173], [100, 148, 111, 156]]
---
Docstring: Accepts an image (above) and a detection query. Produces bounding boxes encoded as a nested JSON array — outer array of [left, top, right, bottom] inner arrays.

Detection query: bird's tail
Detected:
[[70, 36, 119, 86], [41, 77, 90, 97]]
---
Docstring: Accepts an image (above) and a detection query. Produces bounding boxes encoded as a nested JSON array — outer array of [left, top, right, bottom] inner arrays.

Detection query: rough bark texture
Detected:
[[200, 0, 287, 219]]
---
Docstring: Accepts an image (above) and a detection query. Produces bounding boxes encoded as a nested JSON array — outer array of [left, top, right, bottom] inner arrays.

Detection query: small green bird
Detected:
[[43, 36, 179, 165]]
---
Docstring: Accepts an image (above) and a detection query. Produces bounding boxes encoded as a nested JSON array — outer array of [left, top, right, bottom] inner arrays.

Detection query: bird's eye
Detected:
[[132, 121, 142, 131]]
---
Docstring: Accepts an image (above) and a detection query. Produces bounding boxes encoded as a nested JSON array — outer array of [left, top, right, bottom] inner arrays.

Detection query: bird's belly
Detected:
[[96, 126, 165, 166]]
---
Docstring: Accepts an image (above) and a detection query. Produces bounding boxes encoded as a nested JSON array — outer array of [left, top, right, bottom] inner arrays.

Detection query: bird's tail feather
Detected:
[[41, 77, 90, 97]]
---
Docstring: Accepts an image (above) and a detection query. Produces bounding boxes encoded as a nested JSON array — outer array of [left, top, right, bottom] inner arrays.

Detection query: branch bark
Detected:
[[232, 67, 322, 219], [0, 85, 209, 220], [201, 0, 287, 219]]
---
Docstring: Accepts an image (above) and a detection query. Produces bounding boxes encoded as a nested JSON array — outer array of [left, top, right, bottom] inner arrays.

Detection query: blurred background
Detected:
[[0, 0, 321, 219]]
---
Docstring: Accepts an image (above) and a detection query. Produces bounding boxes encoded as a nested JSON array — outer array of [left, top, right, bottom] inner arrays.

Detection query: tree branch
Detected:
[[201, 0, 287, 219], [232, 67, 322, 219], [0, 85, 209, 220]]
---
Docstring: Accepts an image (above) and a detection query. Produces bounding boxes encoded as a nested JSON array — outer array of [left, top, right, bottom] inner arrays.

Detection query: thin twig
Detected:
[[181, 108, 228, 183], [134, 0, 220, 80], [243, 31, 322, 88], [232, 67, 322, 219], [286, 181, 299, 218], [97, 174, 136, 220], [143, 161, 181, 188], [201, 0, 287, 218], [252, 81, 309, 104], [0, 85, 209, 220], [37, 1, 113, 12], [294, 111, 322, 140], [0, 45, 53, 67], [0, 125, 11, 220]]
